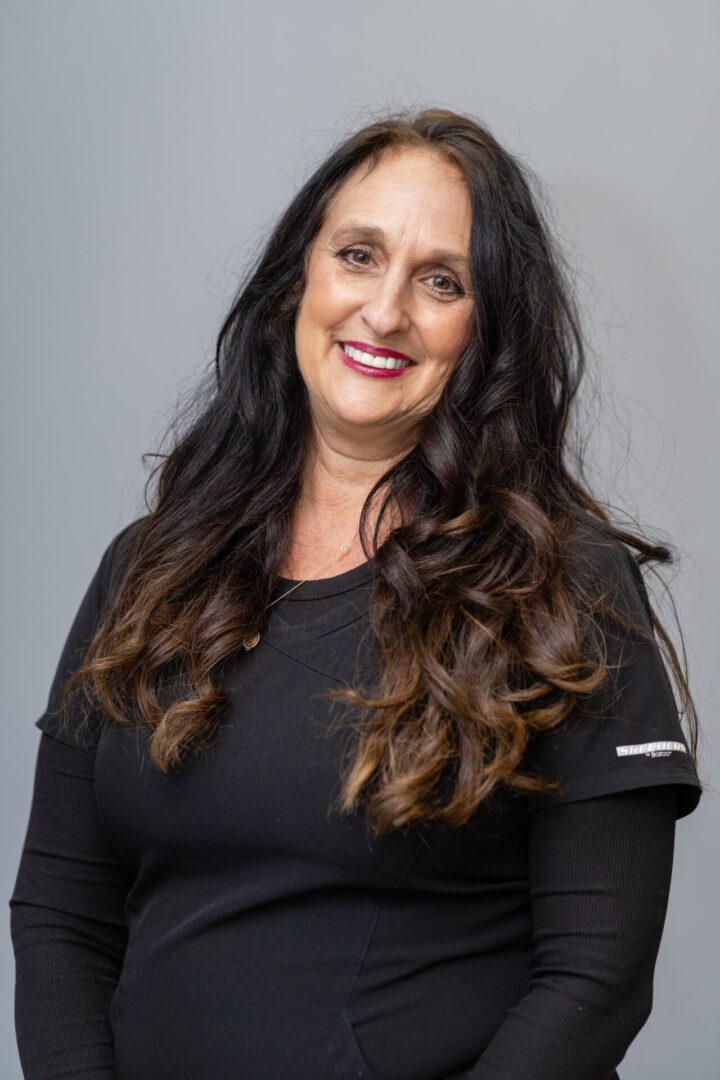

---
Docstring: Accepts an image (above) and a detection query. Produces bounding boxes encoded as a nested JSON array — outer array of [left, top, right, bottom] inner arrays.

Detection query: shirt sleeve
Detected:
[[9, 732, 132, 1079], [34, 518, 145, 752], [465, 783, 678, 1080], [521, 532, 702, 820]]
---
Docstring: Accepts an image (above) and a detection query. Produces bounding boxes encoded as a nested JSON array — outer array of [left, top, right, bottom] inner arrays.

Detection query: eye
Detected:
[[337, 246, 372, 268], [426, 273, 465, 297], [335, 246, 467, 299]]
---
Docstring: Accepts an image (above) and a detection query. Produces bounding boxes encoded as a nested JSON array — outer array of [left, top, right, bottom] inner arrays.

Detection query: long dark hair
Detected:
[[57, 106, 701, 835]]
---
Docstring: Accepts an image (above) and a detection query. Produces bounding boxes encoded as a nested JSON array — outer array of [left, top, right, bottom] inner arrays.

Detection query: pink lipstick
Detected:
[[342, 340, 415, 362], [337, 342, 415, 379]]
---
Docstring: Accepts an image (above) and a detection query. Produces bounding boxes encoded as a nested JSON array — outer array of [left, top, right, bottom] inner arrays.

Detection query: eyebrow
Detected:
[[328, 222, 470, 272]]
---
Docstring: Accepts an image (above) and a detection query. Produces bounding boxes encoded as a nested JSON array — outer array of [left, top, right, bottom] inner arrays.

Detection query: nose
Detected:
[[358, 270, 412, 340]]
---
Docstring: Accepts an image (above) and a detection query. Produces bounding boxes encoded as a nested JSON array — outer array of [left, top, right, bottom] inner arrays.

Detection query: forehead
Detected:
[[321, 148, 471, 260]]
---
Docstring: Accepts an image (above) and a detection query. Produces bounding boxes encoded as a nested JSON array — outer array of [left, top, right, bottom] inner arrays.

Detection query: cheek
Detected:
[[296, 296, 332, 351], [304, 266, 354, 324], [421, 307, 473, 356], [425, 324, 470, 362], [439, 315, 474, 361]]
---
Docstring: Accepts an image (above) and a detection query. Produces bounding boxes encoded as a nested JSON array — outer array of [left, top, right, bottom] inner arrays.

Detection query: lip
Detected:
[[337, 342, 413, 379], [341, 340, 417, 363]]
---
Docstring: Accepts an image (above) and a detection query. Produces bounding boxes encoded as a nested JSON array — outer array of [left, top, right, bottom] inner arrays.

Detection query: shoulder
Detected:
[[102, 514, 151, 603], [564, 517, 635, 581], [33, 514, 150, 752], [563, 517, 653, 631]]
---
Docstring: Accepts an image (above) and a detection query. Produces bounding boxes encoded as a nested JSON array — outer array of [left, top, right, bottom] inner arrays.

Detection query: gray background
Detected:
[[1, 1, 717, 1076]]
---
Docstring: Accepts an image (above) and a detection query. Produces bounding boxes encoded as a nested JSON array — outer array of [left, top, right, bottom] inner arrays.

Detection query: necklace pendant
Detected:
[[242, 631, 261, 650]]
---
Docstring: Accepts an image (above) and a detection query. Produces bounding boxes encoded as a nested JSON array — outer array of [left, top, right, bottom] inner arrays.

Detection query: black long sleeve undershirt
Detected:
[[467, 783, 677, 1080], [9, 732, 677, 1080], [10, 734, 131, 1080]]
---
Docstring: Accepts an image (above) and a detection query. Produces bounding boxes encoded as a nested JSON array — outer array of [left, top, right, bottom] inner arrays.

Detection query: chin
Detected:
[[329, 398, 392, 428]]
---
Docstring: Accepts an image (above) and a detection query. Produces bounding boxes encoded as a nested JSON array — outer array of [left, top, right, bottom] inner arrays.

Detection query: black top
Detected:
[[9, 519, 702, 1080]]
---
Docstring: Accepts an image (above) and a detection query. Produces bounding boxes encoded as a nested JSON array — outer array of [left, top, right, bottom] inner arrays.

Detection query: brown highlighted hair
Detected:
[[56, 106, 701, 835]]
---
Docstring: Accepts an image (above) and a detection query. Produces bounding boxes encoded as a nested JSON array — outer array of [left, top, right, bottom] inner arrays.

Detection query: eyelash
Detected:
[[335, 246, 467, 298]]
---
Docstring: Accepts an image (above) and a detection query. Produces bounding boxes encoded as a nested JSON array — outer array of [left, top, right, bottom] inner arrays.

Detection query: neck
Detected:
[[298, 425, 412, 521]]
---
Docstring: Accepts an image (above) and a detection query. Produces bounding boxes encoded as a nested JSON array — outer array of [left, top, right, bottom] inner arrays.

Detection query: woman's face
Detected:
[[294, 147, 475, 451]]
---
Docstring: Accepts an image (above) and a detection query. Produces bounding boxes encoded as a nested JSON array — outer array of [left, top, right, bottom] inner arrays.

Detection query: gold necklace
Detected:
[[241, 529, 360, 650]]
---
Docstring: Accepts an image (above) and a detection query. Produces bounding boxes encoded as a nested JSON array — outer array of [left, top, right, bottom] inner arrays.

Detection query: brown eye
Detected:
[[428, 274, 464, 296], [336, 246, 372, 267]]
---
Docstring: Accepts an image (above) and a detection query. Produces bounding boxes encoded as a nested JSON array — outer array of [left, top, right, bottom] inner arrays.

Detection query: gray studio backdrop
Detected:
[[1, 1, 717, 1077]]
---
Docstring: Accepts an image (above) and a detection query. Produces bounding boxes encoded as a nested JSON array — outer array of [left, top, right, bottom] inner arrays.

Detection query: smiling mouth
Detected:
[[339, 342, 415, 370]]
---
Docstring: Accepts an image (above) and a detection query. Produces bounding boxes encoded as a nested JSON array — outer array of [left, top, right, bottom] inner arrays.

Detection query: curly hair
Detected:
[[54, 106, 701, 836]]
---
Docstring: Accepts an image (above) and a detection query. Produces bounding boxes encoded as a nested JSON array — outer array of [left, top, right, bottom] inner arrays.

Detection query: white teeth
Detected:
[[342, 344, 412, 370]]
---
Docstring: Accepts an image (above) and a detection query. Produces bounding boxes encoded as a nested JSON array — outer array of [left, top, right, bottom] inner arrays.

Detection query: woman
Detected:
[[10, 108, 703, 1080]]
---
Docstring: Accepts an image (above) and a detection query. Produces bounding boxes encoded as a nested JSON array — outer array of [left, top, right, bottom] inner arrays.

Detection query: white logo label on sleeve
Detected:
[[616, 741, 687, 759]]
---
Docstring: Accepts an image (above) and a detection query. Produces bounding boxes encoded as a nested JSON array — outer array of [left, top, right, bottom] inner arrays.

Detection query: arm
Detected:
[[9, 732, 132, 1080], [465, 784, 678, 1080]]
